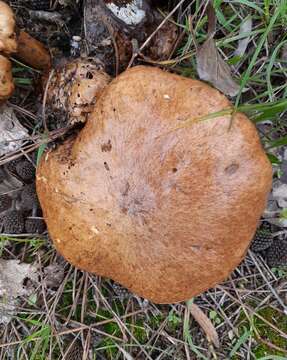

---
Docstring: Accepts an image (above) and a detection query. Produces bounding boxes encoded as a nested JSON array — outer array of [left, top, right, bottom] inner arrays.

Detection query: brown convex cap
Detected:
[[36, 66, 272, 304]]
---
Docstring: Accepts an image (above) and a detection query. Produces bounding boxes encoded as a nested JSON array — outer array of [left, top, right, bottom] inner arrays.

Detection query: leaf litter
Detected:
[[0, 259, 38, 324], [234, 16, 252, 57], [196, 4, 240, 96], [0, 105, 29, 157]]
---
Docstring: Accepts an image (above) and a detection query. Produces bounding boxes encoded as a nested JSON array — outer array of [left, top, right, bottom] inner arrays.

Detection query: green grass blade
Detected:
[[266, 39, 287, 101], [36, 141, 48, 166], [234, 3, 284, 108], [267, 136, 287, 149], [229, 328, 252, 358]]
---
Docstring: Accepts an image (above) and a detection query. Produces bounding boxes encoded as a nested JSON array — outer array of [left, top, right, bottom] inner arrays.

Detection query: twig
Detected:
[[127, 0, 186, 68], [42, 69, 55, 133], [248, 250, 287, 315]]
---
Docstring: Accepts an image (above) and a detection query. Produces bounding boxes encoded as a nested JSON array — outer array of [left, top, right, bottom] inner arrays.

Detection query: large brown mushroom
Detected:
[[36, 66, 272, 303]]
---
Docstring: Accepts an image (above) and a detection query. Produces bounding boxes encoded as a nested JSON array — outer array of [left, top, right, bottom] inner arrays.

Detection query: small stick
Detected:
[[42, 69, 55, 133], [127, 0, 186, 68], [248, 250, 287, 315]]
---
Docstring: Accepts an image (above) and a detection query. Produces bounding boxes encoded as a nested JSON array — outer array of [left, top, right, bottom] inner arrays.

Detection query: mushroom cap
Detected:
[[0, 55, 14, 102], [47, 59, 111, 125], [0, 1, 17, 55], [36, 66, 272, 303]]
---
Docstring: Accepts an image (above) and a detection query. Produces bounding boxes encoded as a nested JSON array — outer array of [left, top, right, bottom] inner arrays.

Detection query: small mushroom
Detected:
[[47, 58, 111, 125], [0, 1, 51, 102], [0, 1, 17, 55], [36, 66, 272, 303], [0, 1, 17, 102], [0, 55, 14, 101]]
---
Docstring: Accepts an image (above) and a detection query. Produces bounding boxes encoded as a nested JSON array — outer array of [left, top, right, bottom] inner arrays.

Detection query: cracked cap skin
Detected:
[[36, 66, 272, 304]]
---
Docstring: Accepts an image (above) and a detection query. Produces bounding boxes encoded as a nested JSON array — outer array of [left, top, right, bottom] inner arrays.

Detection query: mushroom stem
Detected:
[[16, 31, 51, 71]]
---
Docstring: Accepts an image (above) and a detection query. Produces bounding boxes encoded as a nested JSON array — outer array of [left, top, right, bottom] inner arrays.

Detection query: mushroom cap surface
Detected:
[[0, 1, 17, 55], [47, 59, 111, 125], [37, 66, 272, 303]]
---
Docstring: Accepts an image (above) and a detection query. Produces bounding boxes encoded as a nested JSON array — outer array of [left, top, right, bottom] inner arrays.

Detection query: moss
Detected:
[[237, 306, 287, 357], [99, 337, 117, 359], [167, 311, 182, 332], [148, 313, 164, 329], [253, 307, 287, 357], [130, 319, 147, 343]]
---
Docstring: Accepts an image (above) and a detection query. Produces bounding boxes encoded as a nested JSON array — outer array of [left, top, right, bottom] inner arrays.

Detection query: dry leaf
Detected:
[[0, 105, 28, 157], [0, 259, 38, 324], [207, 3, 217, 36], [197, 37, 240, 96], [196, 1, 239, 96], [234, 16, 252, 57], [189, 302, 220, 348]]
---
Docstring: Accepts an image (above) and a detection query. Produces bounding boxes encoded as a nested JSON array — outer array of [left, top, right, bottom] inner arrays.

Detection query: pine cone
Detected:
[[1, 210, 25, 234], [27, 0, 51, 10], [5, 158, 20, 176], [25, 217, 46, 234], [0, 167, 6, 182], [64, 340, 83, 360], [251, 223, 273, 252], [112, 282, 130, 300], [16, 160, 35, 182], [266, 239, 287, 267], [0, 194, 12, 213], [21, 183, 39, 210]]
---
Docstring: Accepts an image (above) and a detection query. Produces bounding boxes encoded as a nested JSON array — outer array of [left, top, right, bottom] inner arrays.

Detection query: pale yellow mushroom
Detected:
[[0, 1, 17, 55], [0, 55, 14, 102], [0, 1, 51, 103]]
